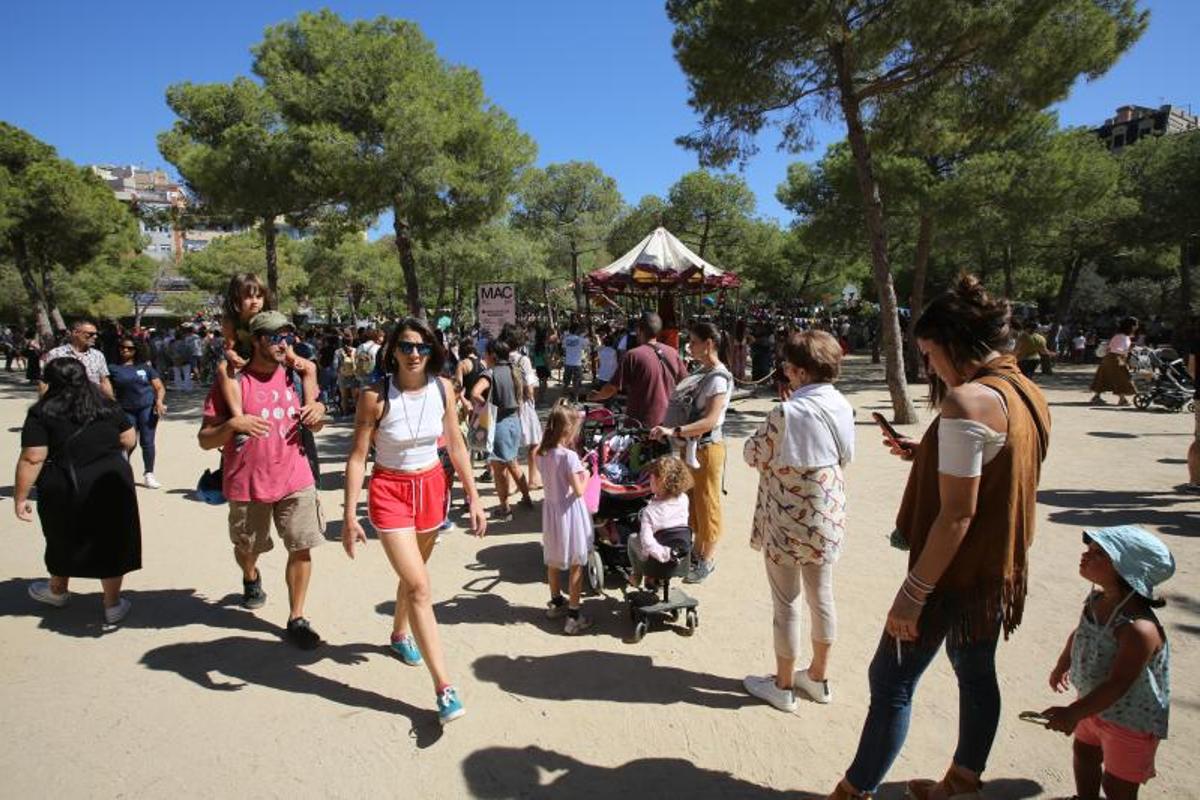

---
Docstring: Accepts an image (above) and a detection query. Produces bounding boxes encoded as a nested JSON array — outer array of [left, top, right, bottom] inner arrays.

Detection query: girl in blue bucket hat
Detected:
[[1043, 525, 1174, 799]]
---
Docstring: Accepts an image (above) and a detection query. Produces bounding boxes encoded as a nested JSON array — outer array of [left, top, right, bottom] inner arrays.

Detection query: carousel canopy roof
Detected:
[[586, 227, 740, 294]]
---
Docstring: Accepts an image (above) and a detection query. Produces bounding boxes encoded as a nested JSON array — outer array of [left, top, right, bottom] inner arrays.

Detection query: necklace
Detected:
[[398, 376, 429, 445]]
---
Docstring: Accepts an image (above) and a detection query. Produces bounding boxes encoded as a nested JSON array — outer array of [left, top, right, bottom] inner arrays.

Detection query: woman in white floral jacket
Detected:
[[742, 330, 855, 713]]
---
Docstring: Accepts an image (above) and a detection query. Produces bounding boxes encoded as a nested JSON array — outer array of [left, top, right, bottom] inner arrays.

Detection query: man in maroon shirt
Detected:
[[589, 312, 686, 428]]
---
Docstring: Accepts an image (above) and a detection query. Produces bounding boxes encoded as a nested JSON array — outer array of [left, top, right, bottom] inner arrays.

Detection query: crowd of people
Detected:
[[6, 270, 1187, 799]]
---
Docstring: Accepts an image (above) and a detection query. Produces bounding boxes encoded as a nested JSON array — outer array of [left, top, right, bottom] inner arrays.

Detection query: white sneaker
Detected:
[[28, 580, 70, 608], [564, 614, 593, 635], [144, 473, 161, 489], [743, 674, 797, 712], [793, 668, 832, 704], [104, 598, 131, 626]]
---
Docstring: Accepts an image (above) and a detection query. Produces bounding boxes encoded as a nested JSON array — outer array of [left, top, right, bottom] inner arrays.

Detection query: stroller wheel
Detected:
[[667, 608, 680, 622], [632, 619, 648, 643], [586, 551, 605, 595], [1133, 394, 1151, 410], [1189, 401, 1196, 414], [685, 609, 699, 634]]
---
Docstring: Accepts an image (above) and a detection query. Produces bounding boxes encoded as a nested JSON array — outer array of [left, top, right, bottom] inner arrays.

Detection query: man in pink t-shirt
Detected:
[[199, 311, 328, 649]]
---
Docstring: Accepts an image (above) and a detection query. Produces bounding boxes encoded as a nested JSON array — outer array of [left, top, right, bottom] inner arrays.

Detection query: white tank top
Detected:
[[374, 378, 444, 471]]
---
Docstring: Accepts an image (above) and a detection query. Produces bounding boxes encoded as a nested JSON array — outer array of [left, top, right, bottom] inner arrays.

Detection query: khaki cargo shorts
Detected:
[[228, 485, 326, 555]]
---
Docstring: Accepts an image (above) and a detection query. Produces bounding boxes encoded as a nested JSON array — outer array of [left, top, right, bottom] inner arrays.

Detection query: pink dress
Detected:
[[537, 446, 594, 569]]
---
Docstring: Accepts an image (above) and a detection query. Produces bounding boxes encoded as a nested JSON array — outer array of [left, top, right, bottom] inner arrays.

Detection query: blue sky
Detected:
[[1, 0, 1196, 225]]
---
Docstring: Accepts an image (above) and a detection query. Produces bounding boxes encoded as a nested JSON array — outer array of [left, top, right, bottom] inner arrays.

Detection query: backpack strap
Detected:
[[650, 344, 682, 383]]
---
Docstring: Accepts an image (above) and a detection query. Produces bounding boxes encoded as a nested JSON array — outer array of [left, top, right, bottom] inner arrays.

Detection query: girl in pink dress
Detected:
[[536, 402, 594, 634]]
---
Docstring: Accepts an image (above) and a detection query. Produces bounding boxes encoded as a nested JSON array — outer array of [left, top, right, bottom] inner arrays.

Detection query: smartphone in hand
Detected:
[[872, 412, 914, 453]]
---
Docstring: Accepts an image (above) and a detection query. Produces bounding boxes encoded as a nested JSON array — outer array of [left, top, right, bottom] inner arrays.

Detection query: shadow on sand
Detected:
[[460, 746, 1042, 800], [1038, 488, 1199, 538], [0, 578, 443, 747]]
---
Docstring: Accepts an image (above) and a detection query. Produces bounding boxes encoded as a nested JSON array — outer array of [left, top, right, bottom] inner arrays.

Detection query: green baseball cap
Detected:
[[248, 311, 293, 336]]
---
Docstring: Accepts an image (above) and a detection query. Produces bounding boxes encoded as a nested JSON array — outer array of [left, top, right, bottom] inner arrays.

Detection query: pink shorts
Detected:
[[368, 463, 447, 533], [1075, 715, 1159, 784]]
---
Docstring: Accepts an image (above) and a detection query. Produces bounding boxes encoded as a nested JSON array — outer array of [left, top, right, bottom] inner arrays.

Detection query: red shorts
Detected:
[[368, 463, 447, 533], [1075, 715, 1159, 784]]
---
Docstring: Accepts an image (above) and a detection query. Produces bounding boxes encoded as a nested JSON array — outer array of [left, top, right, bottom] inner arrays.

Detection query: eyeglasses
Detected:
[[268, 333, 297, 345], [396, 341, 432, 357], [80, 331, 98, 338]]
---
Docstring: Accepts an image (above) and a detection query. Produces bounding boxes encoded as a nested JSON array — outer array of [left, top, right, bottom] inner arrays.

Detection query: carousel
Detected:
[[584, 227, 740, 340]]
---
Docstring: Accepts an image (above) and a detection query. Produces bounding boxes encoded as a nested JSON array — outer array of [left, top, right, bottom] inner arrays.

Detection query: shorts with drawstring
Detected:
[[368, 463, 447, 533]]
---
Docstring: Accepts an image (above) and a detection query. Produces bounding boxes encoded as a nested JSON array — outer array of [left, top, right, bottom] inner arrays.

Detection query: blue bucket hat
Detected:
[[1082, 525, 1175, 600]]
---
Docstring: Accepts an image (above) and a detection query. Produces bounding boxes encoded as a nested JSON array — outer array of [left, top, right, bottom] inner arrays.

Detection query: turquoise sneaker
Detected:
[[389, 633, 423, 666], [437, 686, 465, 725]]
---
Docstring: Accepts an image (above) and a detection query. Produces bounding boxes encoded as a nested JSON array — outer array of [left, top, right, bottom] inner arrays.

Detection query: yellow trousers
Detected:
[[688, 441, 725, 558]]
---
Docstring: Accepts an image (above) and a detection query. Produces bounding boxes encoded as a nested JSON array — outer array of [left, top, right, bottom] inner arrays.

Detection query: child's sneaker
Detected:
[[437, 686, 465, 725], [389, 633, 423, 666], [564, 614, 593, 635], [546, 595, 569, 619]]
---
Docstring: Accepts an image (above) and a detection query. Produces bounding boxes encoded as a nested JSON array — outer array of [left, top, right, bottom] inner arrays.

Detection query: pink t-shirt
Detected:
[[203, 366, 314, 503]]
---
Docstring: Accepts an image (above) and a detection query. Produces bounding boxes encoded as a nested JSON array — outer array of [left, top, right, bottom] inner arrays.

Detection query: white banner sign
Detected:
[[477, 283, 517, 335]]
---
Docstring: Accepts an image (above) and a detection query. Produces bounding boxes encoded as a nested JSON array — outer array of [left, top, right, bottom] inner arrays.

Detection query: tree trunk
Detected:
[[263, 216, 279, 299], [13, 239, 54, 345], [570, 244, 583, 317], [41, 266, 65, 333], [698, 214, 711, 258], [1054, 254, 1084, 326], [392, 204, 424, 319], [831, 40, 916, 423], [905, 212, 935, 384], [1180, 239, 1193, 322]]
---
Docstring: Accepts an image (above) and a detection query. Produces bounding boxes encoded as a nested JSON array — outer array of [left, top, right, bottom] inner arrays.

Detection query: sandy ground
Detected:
[[0, 358, 1195, 799]]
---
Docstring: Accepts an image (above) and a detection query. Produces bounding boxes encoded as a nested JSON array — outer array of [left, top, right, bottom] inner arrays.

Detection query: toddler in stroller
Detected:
[[625, 455, 700, 641]]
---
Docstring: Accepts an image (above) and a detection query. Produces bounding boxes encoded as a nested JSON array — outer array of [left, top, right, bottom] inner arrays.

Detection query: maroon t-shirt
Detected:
[[611, 342, 686, 428]]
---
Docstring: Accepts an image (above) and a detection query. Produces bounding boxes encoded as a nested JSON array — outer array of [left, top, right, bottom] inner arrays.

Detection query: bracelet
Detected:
[[906, 571, 935, 592], [903, 578, 929, 602], [901, 584, 927, 606], [904, 575, 931, 596]]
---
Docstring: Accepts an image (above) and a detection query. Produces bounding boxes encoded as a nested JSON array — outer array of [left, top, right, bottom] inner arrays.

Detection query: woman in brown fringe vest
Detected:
[[829, 275, 1051, 800]]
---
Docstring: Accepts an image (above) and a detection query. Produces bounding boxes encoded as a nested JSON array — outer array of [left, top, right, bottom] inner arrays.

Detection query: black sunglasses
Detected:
[[80, 331, 98, 338], [119, 345, 136, 351], [396, 341, 432, 357], [268, 333, 297, 345]]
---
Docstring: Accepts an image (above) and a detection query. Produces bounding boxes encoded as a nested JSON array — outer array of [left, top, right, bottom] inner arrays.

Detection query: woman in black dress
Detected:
[[13, 358, 142, 625]]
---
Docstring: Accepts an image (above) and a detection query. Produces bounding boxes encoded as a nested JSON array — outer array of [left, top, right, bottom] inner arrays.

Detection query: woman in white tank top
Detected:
[[341, 318, 486, 726]]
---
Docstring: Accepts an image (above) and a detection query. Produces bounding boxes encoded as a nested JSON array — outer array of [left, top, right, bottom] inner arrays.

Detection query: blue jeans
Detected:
[[125, 406, 159, 473], [845, 619, 1001, 793]]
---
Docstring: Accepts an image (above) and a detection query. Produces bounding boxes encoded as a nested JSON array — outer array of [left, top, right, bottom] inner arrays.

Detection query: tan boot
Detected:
[[905, 764, 983, 800], [827, 777, 873, 799]]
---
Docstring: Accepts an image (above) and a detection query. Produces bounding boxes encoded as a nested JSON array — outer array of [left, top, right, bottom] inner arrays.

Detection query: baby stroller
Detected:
[[624, 525, 700, 641], [577, 417, 668, 595], [1133, 349, 1195, 413]]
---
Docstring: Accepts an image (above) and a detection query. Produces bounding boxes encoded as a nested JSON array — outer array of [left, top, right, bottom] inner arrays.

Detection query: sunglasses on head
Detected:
[[396, 341, 432, 357], [268, 333, 297, 345]]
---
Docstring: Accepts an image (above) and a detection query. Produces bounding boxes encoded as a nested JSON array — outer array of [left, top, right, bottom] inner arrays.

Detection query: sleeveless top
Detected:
[[375, 378, 444, 471], [1070, 590, 1170, 739]]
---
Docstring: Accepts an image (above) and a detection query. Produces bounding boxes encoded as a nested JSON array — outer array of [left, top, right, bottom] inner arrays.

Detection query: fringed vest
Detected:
[[895, 356, 1051, 644]]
